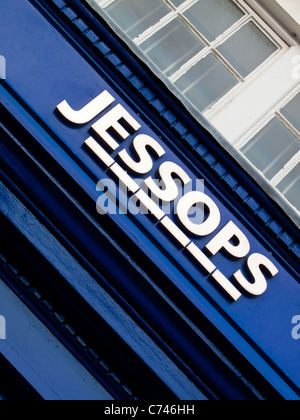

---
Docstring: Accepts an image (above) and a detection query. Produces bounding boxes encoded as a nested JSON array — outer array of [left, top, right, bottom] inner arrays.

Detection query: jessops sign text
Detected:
[[56, 91, 279, 303]]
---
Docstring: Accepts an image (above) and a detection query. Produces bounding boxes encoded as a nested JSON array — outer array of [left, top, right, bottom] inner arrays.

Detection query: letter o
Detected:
[[177, 191, 221, 236]]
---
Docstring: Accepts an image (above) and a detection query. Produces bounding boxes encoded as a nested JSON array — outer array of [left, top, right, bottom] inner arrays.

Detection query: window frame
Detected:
[[239, 86, 300, 188], [97, 0, 286, 88], [245, 0, 300, 46], [86, 0, 300, 226], [95, 0, 289, 118]]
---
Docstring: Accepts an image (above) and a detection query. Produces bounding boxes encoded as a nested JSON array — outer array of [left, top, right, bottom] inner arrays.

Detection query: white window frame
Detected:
[[106, 1, 285, 84], [86, 0, 300, 226], [238, 85, 300, 188], [245, 0, 300, 46], [208, 46, 300, 142], [210, 64, 300, 215]]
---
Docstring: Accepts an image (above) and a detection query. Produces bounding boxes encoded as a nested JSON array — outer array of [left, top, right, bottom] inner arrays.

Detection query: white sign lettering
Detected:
[[56, 92, 279, 302]]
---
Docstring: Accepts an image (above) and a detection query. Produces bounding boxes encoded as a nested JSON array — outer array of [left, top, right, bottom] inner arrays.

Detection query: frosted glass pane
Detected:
[[277, 163, 300, 211], [281, 92, 300, 133], [175, 54, 238, 112], [242, 118, 300, 180], [140, 19, 204, 77], [183, 0, 244, 41], [218, 22, 277, 77], [105, 0, 170, 39]]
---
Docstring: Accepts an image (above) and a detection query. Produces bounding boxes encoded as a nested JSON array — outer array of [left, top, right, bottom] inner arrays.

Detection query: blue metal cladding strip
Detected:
[[0, 0, 299, 399]]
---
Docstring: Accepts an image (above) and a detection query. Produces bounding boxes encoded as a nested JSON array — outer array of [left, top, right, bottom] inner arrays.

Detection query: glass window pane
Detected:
[[183, 0, 244, 41], [170, 0, 186, 7], [105, 0, 170, 39], [242, 118, 300, 180], [140, 18, 205, 77], [217, 22, 277, 77], [277, 163, 300, 211], [175, 54, 238, 112], [281, 92, 300, 133]]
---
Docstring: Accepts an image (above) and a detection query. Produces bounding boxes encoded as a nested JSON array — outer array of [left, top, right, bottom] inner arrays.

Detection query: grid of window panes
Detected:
[[242, 91, 300, 211], [90, 0, 299, 214], [97, 0, 280, 112]]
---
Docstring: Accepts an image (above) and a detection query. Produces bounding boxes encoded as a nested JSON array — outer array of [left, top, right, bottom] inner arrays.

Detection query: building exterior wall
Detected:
[[90, 0, 300, 227], [0, 0, 299, 400]]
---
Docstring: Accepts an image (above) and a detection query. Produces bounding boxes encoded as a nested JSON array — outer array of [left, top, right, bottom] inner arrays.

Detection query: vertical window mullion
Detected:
[[241, 116, 300, 183], [271, 151, 300, 187], [170, 12, 250, 82], [133, 0, 200, 45], [276, 161, 300, 211], [276, 111, 300, 141], [212, 49, 244, 82], [270, 111, 300, 186]]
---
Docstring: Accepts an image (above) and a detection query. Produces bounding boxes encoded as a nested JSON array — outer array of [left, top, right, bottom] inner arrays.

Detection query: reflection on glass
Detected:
[[175, 54, 238, 112], [281, 93, 300, 133], [183, 0, 244, 41], [242, 118, 300, 180], [105, 0, 170, 39], [277, 163, 300, 211], [140, 18, 204, 77], [217, 22, 277, 77]]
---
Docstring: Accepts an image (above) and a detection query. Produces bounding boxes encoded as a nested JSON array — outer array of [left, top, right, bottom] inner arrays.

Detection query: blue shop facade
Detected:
[[0, 0, 299, 400]]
